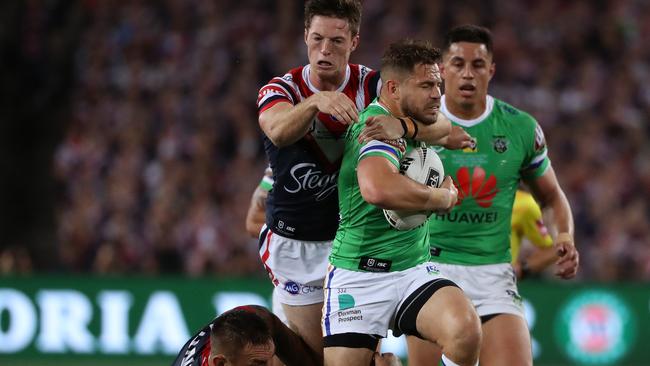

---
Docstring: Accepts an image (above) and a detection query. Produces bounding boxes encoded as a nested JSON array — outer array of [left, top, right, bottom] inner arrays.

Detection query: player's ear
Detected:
[[488, 62, 495, 81], [209, 354, 227, 366], [304, 28, 309, 45], [385, 79, 400, 99], [350, 34, 359, 52], [439, 62, 446, 78]]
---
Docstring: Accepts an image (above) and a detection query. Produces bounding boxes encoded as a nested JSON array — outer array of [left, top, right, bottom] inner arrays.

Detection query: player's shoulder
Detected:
[[492, 97, 537, 128], [258, 66, 307, 108], [346, 101, 386, 140], [349, 63, 375, 74], [285, 65, 307, 81], [346, 118, 365, 141], [172, 322, 213, 366], [350, 63, 380, 86], [359, 100, 389, 123], [262, 65, 305, 87], [362, 99, 385, 113]]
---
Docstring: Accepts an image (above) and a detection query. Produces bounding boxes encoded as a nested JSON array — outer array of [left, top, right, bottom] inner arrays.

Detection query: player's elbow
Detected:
[[259, 126, 284, 147], [245, 220, 260, 238], [266, 131, 290, 147], [259, 114, 292, 147]]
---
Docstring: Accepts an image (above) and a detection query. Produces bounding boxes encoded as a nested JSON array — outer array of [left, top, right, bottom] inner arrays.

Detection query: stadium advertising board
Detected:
[[1, 276, 648, 365]]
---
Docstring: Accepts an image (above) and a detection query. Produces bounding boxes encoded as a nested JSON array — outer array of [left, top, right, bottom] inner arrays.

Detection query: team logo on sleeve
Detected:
[[492, 136, 508, 153]]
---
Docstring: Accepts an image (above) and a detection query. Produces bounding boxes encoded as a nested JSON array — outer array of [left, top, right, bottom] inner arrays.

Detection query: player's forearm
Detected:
[[244, 187, 268, 237], [359, 164, 451, 211], [365, 182, 449, 211], [244, 208, 265, 238], [259, 100, 319, 147], [531, 168, 574, 237], [549, 189, 574, 237], [411, 114, 451, 145], [536, 183, 574, 238]]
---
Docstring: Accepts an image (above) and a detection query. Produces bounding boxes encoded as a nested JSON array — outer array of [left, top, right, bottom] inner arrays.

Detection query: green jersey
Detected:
[[429, 95, 550, 265], [330, 100, 431, 272]]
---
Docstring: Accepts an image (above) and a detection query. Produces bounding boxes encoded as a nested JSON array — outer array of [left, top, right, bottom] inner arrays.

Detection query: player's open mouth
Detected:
[[317, 60, 333, 69], [459, 84, 476, 96]]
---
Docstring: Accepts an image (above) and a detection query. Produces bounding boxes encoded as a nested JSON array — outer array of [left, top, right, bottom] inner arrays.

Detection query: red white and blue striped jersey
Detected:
[[257, 63, 381, 240], [171, 323, 212, 366]]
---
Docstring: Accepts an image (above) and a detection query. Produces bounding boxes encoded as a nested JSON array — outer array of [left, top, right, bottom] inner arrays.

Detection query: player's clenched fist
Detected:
[[555, 233, 579, 279], [444, 125, 474, 150], [440, 176, 458, 210], [310, 91, 358, 125]]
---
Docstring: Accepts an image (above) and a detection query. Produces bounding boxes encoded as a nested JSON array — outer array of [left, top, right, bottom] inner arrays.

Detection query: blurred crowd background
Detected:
[[1, 0, 649, 281]]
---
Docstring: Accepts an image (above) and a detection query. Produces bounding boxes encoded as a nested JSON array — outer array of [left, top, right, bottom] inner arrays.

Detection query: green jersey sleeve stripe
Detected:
[[522, 159, 550, 179], [525, 149, 547, 169], [358, 140, 401, 168], [359, 151, 400, 168], [359, 140, 401, 159]]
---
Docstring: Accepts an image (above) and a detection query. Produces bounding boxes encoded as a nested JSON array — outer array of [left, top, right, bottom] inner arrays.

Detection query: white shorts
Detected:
[[322, 262, 454, 339], [259, 226, 331, 306], [431, 262, 524, 318]]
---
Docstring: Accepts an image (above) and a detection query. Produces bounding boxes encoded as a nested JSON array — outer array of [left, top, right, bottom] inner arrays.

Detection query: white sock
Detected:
[[440, 354, 478, 366]]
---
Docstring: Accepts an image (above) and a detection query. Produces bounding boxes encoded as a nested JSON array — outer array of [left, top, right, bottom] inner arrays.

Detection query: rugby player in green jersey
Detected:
[[407, 25, 580, 366], [323, 39, 481, 366]]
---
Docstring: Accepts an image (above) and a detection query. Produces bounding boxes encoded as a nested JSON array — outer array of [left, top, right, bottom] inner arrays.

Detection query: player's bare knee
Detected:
[[439, 307, 481, 362], [452, 315, 481, 356]]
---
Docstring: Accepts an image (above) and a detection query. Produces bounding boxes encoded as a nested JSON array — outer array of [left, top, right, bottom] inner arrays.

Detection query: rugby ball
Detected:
[[383, 146, 444, 230]]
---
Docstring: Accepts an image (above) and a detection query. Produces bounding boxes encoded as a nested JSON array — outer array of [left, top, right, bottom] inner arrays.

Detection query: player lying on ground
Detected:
[[171, 305, 322, 366]]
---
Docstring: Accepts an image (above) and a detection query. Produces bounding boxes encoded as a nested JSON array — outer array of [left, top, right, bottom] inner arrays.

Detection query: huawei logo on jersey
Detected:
[[454, 166, 499, 208]]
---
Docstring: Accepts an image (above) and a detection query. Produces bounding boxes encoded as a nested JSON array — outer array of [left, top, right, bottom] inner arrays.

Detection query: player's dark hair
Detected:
[[304, 0, 362, 36], [443, 24, 493, 55], [210, 308, 272, 357], [380, 39, 441, 78]]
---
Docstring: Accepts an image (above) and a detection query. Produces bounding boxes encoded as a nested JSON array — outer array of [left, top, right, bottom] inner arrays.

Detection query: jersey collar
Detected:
[[303, 64, 351, 93], [441, 95, 494, 127], [369, 99, 391, 114]]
